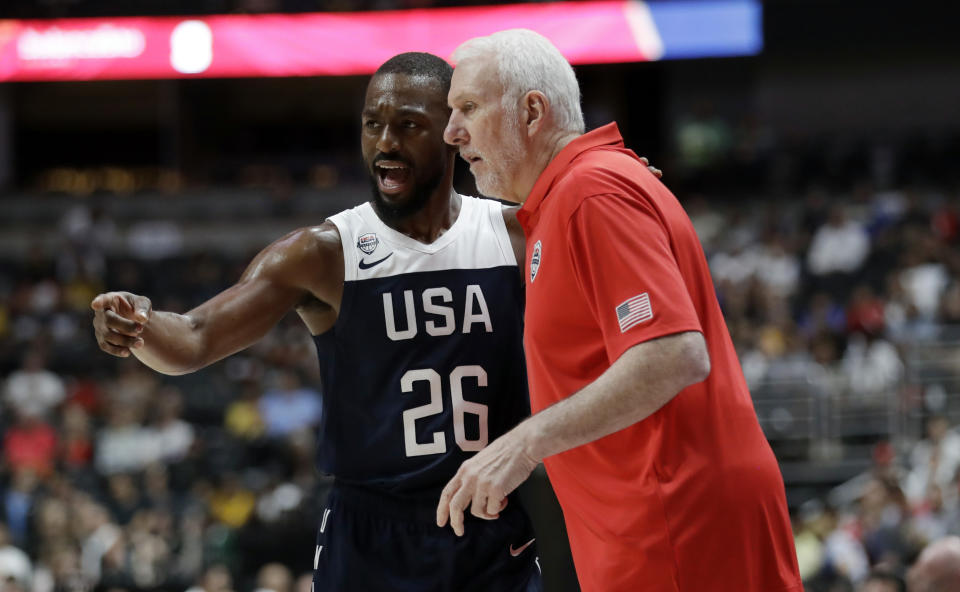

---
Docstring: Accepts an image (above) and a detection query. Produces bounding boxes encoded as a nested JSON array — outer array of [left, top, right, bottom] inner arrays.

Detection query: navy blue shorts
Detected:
[[311, 482, 542, 592]]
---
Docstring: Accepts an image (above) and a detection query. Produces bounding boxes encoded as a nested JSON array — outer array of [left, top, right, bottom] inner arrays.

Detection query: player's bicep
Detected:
[[567, 194, 701, 361], [185, 229, 330, 364], [185, 270, 305, 365]]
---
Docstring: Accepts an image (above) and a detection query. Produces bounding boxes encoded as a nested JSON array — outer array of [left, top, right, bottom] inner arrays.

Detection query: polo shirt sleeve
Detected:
[[566, 192, 703, 363]]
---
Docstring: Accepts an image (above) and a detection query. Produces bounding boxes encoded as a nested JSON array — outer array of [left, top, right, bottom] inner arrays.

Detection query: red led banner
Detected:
[[0, 2, 665, 81]]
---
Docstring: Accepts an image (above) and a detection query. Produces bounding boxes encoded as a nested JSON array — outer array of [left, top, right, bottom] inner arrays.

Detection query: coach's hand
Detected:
[[437, 426, 540, 536], [91, 291, 153, 357]]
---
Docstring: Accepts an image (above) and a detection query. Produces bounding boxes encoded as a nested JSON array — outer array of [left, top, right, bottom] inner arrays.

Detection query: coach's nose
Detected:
[[444, 111, 468, 146]]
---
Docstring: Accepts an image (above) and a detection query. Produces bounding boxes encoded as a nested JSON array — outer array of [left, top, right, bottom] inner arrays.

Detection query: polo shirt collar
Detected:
[[519, 122, 625, 220]]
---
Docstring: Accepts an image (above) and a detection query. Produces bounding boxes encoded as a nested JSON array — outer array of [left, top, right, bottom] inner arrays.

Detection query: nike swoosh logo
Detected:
[[358, 252, 393, 270], [509, 538, 535, 557]]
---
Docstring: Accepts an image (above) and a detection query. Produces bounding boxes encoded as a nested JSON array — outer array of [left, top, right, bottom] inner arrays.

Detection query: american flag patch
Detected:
[[616, 293, 653, 332]]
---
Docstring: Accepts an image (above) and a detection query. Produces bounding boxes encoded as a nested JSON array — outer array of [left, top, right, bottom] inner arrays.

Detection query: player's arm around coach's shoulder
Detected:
[[91, 222, 344, 375]]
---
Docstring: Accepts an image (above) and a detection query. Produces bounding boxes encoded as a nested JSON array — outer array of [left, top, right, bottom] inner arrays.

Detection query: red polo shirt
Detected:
[[517, 123, 801, 592]]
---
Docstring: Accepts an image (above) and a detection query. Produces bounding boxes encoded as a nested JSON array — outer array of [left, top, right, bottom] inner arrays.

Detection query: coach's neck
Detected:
[[510, 127, 579, 205]]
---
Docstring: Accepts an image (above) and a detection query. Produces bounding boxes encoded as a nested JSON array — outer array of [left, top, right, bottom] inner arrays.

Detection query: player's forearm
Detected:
[[131, 310, 209, 375], [518, 331, 710, 461]]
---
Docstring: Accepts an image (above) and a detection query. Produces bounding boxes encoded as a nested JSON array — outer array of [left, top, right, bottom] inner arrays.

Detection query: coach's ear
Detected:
[[520, 90, 548, 138]]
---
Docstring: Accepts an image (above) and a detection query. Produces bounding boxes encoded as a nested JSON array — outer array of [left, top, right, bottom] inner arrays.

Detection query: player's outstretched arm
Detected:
[[91, 224, 343, 376]]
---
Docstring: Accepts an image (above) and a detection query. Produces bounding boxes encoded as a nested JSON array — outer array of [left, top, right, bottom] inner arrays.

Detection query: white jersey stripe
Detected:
[[328, 194, 516, 282], [320, 508, 331, 533]]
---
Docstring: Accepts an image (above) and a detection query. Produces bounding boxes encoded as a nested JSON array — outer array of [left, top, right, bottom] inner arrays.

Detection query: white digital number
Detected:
[[400, 365, 490, 458], [450, 365, 488, 452], [401, 369, 446, 457]]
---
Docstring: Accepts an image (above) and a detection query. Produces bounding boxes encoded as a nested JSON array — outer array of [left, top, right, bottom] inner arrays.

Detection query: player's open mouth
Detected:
[[463, 154, 482, 168], [376, 161, 412, 195]]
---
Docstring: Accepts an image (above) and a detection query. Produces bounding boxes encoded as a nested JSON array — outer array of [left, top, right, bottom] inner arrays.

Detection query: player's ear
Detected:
[[521, 90, 548, 137]]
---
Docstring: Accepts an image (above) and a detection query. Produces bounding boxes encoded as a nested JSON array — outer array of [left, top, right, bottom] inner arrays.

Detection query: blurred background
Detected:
[[0, 1, 959, 591]]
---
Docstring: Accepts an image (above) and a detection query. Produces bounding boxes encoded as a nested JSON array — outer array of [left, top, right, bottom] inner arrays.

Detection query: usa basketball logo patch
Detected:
[[530, 240, 542, 283], [357, 233, 379, 255]]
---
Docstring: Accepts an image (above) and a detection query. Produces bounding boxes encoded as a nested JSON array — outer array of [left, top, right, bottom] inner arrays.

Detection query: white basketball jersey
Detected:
[[314, 194, 530, 495]]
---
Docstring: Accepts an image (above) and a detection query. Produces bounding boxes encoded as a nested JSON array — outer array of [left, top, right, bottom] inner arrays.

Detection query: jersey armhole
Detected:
[[325, 210, 359, 330], [328, 211, 357, 282], [489, 201, 518, 267]]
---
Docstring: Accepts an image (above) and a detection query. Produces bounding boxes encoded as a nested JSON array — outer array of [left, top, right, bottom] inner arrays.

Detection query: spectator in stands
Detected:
[[31, 542, 84, 592], [142, 463, 177, 511], [76, 498, 122, 586], [908, 484, 951, 548], [58, 404, 93, 471], [125, 507, 175, 589], [3, 412, 57, 476], [150, 386, 195, 463], [106, 473, 144, 525], [807, 331, 845, 395], [856, 477, 910, 570], [756, 233, 801, 297], [685, 195, 725, 248], [847, 285, 887, 336], [881, 272, 941, 342], [225, 382, 266, 441], [33, 497, 68, 552], [185, 563, 234, 592], [857, 569, 906, 592], [3, 349, 64, 421], [794, 504, 827, 581], [841, 331, 904, 401], [930, 201, 958, 245], [95, 402, 158, 475], [898, 243, 950, 322], [0, 525, 32, 592], [254, 562, 292, 592], [105, 361, 159, 416], [937, 281, 960, 324], [820, 504, 871, 585], [710, 242, 758, 287], [208, 473, 256, 530], [904, 415, 960, 507], [799, 291, 848, 339], [257, 370, 321, 440], [293, 571, 312, 592], [807, 206, 871, 299]]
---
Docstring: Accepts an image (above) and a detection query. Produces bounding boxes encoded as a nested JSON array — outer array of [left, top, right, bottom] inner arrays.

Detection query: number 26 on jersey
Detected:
[[400, 365, 488, 457]]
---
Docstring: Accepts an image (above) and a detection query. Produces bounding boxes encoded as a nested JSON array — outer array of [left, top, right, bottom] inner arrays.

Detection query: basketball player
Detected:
[[92, 53, 540, 592]]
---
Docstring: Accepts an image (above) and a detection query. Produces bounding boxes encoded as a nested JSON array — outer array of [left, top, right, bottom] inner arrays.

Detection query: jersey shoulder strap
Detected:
[[327, 204, 373, 282], [327, 195, 517, 282]]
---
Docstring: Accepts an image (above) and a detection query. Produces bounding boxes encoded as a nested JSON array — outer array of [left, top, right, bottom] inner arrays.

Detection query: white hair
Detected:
[[452, 29, 585, 135]]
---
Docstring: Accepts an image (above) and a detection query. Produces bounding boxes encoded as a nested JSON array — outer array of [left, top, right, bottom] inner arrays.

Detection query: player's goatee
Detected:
[[368, 166, 444, 222]]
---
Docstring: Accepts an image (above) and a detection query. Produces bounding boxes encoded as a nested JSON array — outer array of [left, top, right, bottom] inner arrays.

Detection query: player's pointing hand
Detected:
[[91, 291, 153, 357], [437, 425, 540, 536]]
